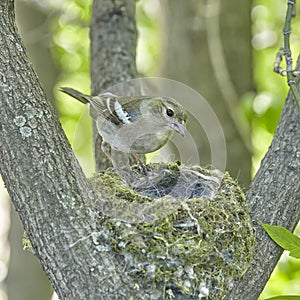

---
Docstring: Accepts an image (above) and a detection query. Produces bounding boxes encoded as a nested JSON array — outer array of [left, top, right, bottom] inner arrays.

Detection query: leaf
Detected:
[[264, 296, 300, 300], [261, 222, 300, 259]]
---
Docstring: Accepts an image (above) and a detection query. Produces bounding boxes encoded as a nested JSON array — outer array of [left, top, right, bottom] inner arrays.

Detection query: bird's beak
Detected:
[[171, 122, 186, 137]]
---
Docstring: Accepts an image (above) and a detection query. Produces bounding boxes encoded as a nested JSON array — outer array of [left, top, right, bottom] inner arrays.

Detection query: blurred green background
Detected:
[[0, 0, 299, 299]]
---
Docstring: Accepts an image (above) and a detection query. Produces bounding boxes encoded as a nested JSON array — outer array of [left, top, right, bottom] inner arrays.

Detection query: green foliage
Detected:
[[259, 227, 300, 299], [136, 0, 162, 75], [46, 0, 93, 175], [251, 0, 300, 173], [261, 223, 300, 259]]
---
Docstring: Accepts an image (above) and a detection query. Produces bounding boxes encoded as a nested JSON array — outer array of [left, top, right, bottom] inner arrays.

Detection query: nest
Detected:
[[90, 162, 254, 299]]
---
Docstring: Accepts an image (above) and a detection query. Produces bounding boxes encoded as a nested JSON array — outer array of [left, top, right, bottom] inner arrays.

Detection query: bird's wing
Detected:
[[91, 95, 152, 125]]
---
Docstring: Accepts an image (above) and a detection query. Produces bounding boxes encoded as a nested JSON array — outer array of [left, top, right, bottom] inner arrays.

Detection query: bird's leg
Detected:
[[133, 153, 148, 175], [101, 141, 147, 176], [101, 141, 112, 161]]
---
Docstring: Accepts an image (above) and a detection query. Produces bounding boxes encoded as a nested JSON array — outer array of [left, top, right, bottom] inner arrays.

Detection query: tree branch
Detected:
[[90, 0, 138, 171], [274, 0, 300, 112], [225, 58, 300, 299], [0, 1, 105, 298]]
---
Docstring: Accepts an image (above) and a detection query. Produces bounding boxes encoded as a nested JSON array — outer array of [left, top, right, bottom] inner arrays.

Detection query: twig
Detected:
[[274, 0, 300, 112]]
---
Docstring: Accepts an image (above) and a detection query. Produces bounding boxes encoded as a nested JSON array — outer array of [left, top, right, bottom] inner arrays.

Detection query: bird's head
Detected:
[[146, 96, 187, 137]]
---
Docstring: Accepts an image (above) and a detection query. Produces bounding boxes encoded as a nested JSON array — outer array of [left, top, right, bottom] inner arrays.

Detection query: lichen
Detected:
[[22, 231, 33, 252], [13, 115, 26, 127], [13, 103, 44, 138], [24, 103, 38, 119], [90, 162, 255, 299], [19, 126, 32, 138]]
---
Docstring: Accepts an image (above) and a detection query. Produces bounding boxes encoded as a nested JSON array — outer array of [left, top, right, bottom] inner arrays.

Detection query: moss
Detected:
[[90, 163, 255, 299], [22, 231, 33, 252]]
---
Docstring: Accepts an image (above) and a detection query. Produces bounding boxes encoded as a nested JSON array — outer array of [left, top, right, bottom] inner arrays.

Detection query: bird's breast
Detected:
[[97, 118, 173, 153]]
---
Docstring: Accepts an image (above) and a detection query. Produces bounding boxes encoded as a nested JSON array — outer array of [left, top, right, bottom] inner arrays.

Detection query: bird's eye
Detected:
[[166, 108, 174, 117]]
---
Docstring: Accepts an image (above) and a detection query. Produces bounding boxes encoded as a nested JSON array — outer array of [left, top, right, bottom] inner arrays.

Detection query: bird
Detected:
[[60, 87, 187, 169]]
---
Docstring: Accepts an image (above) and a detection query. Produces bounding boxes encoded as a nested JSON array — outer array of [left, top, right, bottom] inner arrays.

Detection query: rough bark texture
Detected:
[[0, 1, 119, 299], [90, 0, 138, 171], [15, 0, 58, 103], [0, 0, 299, 299], [5, 2, 58, 298], [160, 0, 252, 185], [6, 208, 53, 300], [225, 67, 300, 299]]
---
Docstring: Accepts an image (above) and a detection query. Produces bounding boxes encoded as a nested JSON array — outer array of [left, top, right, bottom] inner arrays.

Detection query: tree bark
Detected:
[[5, 2, 59, 298], [6, 207, 53, 300], [0, 1, 116, 299], [225, 61, 300, 299], [90, 0, 138, 171]]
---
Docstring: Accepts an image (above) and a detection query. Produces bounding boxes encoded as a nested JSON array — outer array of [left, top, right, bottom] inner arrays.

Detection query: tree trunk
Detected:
[[6, 208, 53, 300], [90, 0, 139, 171], [0, 0, 113, 298], [160, 0, 253, 185], [225, 68, 300, 298], [5, 2, 58, 299]]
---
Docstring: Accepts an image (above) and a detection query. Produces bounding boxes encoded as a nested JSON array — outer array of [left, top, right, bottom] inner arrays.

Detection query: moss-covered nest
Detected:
[[90, 162, 255, 299]]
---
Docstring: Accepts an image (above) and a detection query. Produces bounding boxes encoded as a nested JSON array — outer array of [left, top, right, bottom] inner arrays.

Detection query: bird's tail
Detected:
[[60, 87, 91, 104]]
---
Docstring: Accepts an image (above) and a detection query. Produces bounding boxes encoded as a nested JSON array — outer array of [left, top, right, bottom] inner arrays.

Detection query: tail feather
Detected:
[[60, 87, 90, 104]]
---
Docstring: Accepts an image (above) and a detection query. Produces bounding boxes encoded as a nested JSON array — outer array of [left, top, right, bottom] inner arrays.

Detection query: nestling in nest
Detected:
[[90, 162, 255, 300]]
